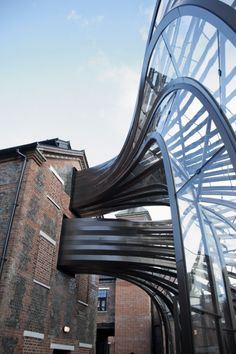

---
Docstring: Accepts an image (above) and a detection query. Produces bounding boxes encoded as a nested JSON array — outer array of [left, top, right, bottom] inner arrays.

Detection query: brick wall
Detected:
[[23, 337, 42, 354], [34, 234, 55, 286], [0, 146, 97, 354], [114, 279, 152, 354], [77, 274, 98, 346], [97, 278, 115, 325], [77, 274, 89, 304], [0, 159, 22, 262], [79, 348, 92, 354]]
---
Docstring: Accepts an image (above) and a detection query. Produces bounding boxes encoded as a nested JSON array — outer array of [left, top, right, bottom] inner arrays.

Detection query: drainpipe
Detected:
[[0, 149, 27, 278]]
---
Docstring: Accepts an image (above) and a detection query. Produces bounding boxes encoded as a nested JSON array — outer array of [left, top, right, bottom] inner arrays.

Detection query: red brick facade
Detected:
[[0, 139, 97, 354], [114, 279, 151, 354], [97, 278, 152, 354], [97, 278, 116, 325]]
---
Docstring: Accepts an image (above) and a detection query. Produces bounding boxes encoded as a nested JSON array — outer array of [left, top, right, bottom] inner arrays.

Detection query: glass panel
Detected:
[[98, 289, 107, 297], [191, 311, 220, 354], [164, 17, 220, 102], [98, 289, 108, 311], [194, 147, 236, 329], [153, 6, 236, 136], [155, 90, 224, 191], [132, 110, 149, 146], [163, 16, 193, 75], [134, 36, 176, 145], [142, 79, 158, 116], [147, 35, 176, 97], [197, 149, 236, 229], [152, 92, 176, 132], [135, 37, 177, 146], [153, 2, 236, 46], [222, 329, 236, 353], [203, 210, 236, 324], [219, 33, 236, 135], [139, 142, 161, 168], [154, 0, 177, 30], [156, 90, 191, 189], [155, 1, 169, 28], [204, 210, 236, 283], [148, 9, 236, 350], [178, 186, 215, 313], [203, 221, 232, 329], [190, 21, 219, 99], [219, 0, 236, 8]]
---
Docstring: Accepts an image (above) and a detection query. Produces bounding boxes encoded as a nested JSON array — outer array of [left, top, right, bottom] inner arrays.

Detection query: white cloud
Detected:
[[144, 6, 155, 22], [73, 50, 141, 165], [66, 9, 79, 21], [139, 26, 149, 41], [138, 4, 155, 42], [139, 4, 154, 22], [99, 65, 139, 113], [66, 10, 104, 26]]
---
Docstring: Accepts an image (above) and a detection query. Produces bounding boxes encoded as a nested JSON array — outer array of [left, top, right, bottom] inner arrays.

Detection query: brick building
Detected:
[[0, 139, 97, 354], [96, 276, 116, 353], [96, 208, 152, 354]]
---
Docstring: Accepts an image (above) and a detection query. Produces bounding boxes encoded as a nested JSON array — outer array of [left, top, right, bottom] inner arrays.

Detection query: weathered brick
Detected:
[[1, 336, 18, 354], [7, 275, 26, 328], [114, 280, 152, 354], [0, 142, 97, 354], [18, 224, 35, 271], [26, 195, 39, 223]]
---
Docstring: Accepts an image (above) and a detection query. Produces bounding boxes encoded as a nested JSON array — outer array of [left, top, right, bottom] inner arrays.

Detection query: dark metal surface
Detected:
[[59, 218, 176, 293], [59, 1, 236, 353], [58, 217, 177, 353]]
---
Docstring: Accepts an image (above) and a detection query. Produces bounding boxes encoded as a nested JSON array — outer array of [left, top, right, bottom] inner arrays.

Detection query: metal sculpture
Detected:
[[58, 1, 236, 353]]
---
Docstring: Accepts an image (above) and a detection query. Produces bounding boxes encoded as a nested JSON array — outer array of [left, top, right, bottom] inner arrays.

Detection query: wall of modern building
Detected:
[[0, 139, 97, 354]]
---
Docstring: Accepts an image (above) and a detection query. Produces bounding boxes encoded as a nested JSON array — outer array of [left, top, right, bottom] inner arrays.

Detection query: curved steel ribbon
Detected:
[[59, 1, 236, 353], [59, 218, 176, 305]]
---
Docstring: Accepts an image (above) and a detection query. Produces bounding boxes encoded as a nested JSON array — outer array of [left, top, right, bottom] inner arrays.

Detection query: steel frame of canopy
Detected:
[[58, 1, 236, 353], [59, 217, 177, 353]]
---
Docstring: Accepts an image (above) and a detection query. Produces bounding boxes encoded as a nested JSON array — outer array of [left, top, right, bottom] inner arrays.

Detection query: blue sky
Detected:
[[0, 0, 155, 166]]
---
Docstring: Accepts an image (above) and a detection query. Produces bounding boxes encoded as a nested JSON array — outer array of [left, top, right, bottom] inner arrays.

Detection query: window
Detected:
[[97, 289, 108, 311], [77, 274, 89, 305], [34, 231, 56, 288]]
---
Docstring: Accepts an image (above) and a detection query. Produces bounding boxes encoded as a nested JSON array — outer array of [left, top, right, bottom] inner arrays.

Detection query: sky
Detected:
[[0, 0, 156, 167]]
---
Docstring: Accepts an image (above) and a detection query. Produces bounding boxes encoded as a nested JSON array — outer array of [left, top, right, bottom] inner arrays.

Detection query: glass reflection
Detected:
[[204, 222, 231, 328], [198, 149, 236, 229], [154, 1, 177, 31], [163, 16, 220, 101], [192, 311, 220, 354], [151, 83, 236, 350], [219, 0, 236, 8], [219, 33, 236, 134], [153, 90, 224, 191], [143, 2, 236, 352], [177, 186, 215, 313], [144, 35, 176, 116], [147, 12, 236, 139]]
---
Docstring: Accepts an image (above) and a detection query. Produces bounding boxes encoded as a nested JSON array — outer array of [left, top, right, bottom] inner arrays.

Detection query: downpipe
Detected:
[[0, 149, 27, 278]]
